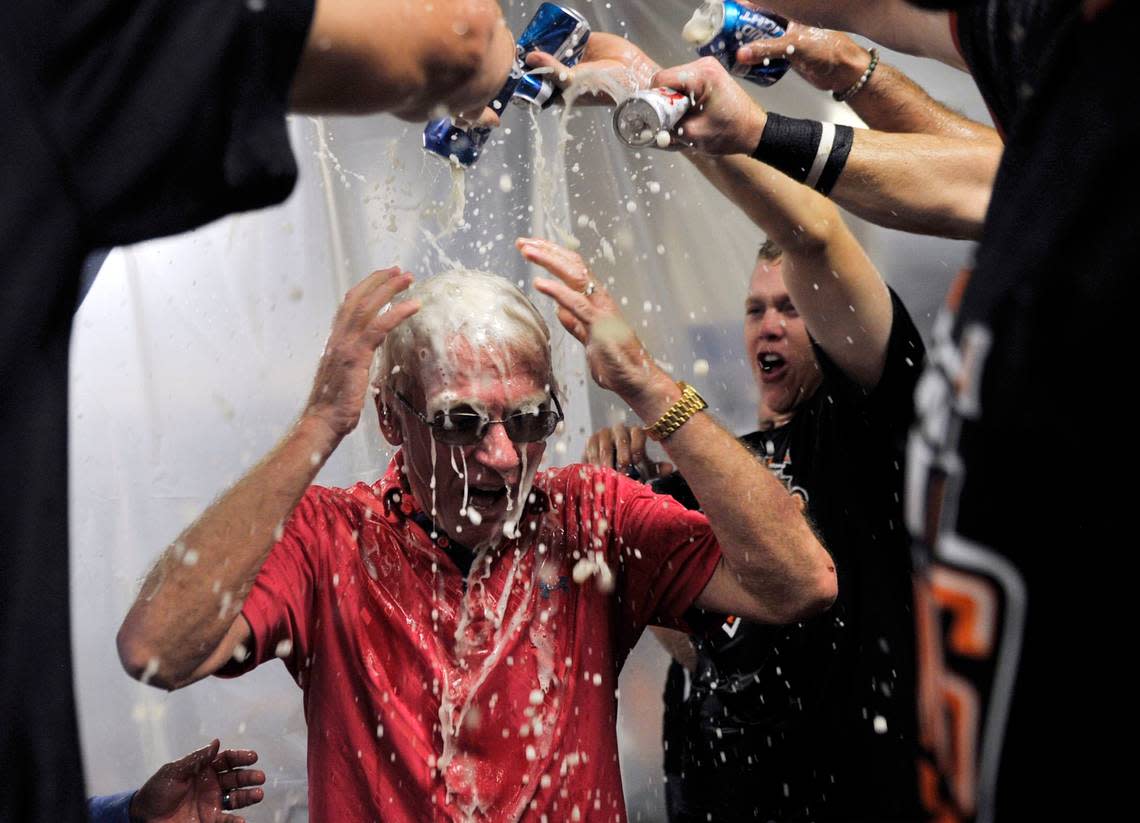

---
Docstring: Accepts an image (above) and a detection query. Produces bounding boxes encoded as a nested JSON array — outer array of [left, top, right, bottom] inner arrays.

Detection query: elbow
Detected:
[[782, 543, 839, 622], [116, 623, 183, 692], [780, 201, 845, 258], [803, 563, 839, 618]]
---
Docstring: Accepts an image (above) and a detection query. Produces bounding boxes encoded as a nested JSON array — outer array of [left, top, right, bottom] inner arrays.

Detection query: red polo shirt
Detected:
[[225, 454, 722, 821]]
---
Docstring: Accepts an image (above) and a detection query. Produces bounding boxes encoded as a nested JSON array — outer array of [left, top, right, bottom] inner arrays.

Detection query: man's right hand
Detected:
[[735, 21, 873, 96], [525, 31, 662, 106], [584, 423, 674, 481], [304, 267, 419, 441], [652, 58, 767, 155]]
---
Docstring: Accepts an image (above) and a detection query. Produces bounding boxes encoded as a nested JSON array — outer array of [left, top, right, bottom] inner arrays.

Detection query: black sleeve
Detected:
[[811, 288, 926, 432], [24, 0, 314, 246], [650, 472, 702, 512], [952, 0, 1077, 136]]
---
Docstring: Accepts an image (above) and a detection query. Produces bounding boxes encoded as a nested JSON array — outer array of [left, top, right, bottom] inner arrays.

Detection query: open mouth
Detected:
[[467, 485, 509, 508], [757, 352, 787, 380]]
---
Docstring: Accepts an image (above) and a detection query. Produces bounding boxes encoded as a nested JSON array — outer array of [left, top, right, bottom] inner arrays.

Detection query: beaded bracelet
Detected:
[[833, 48, 879, 103]]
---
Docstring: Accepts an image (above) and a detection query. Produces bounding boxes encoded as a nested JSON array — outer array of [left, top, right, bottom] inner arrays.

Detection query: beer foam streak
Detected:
[[440, 161, 467, 235], [683, 1, 723, 46], [527, 107, 580, 250]]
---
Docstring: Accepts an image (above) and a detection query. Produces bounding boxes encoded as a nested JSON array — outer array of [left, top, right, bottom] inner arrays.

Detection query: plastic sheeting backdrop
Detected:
[[70, 0, 988, 818]]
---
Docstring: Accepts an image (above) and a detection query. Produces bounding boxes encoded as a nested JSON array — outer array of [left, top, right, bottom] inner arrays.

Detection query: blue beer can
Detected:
[[423, 3, 591, 165], [683, 0, 789, 87]]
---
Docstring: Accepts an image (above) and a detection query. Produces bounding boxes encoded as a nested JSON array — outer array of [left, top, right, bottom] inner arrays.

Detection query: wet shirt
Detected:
[[659, 290, 925, 821], [0, 2, 312, 820], [228, 455, 722, 822], [908, 2, 1137, 821]]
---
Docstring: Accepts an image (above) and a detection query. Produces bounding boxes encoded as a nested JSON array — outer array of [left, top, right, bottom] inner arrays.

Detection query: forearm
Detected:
[[687, 151, 843, 255], [687, 151, 894, 386], [650, 626, 698, 672], [832, 129, 998, 239], [117, 415, 340, 688], [759, 1, 963, 67], [289, 0, 513, 119], [624, 373, 835, 623], [851, 62, 999, 141]]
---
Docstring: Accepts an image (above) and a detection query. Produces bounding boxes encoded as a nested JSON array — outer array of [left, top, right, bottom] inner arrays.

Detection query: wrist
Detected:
[[626, 371, 686, 426], [832, 48, 879, 103], [294, 411, 346, 458], [833, 44, 871, 94], [738, 104, 768, 155]]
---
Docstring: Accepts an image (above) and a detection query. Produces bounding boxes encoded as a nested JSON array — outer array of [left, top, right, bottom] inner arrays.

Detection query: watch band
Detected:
[[643, 382, 708, 442]]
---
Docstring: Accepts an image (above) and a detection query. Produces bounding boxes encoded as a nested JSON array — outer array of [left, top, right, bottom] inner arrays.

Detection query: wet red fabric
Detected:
[[227, 455, 721, 821]]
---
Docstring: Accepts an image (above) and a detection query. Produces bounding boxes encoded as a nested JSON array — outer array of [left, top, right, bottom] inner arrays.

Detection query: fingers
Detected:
[[518, 238, 596, 338], [360, 267, 414, 315], [585, 427, 615, 468], [628, 426, 652, 478], [455, 106, 501, 129], [167, 739, 221, 779], [583, 430, 601, 465], [651, 60, 709, 100], [217, 767, 265, 792], [366, 298, 420, 349], [516, 237, 591, 290], [737, 34, 792, 65], [346, 268, 419, 349], [223, 786, 265, 810], [532, 278, 591, 338], [212, 748, 258, 772], [611, 423, 634, 469], [525, 51, 574, 88]]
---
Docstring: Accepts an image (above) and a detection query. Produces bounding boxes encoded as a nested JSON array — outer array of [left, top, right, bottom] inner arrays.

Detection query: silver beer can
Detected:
[[613, 88, 691, 148]]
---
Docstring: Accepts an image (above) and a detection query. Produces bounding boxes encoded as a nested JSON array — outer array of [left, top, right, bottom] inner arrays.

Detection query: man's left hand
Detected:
[[129, 740, 265, 823], [517, 237, 667, 407]]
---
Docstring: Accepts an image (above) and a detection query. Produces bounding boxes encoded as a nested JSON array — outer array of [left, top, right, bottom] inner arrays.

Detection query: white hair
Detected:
[[371, 269, 553, 401]]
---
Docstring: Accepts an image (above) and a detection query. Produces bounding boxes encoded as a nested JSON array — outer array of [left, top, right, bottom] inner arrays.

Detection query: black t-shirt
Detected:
[[0, 2, 312, 820], [660, 290, 926, 822], [910, 2, 1137, 821]]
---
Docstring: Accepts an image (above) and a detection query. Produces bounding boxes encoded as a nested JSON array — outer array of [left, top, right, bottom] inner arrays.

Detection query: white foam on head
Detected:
[[374, 269, 552, 401]]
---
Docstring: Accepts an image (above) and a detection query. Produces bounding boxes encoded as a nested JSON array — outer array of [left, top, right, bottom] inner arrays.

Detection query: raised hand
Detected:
[[129, 740, 265, 823], [735, 21, 871, 95], [584, 422, 675, 480], [651, 57, 766, 155], [516, 237, 665, 407], [305, 267, 419, 441], [524, 31, 661, 105]]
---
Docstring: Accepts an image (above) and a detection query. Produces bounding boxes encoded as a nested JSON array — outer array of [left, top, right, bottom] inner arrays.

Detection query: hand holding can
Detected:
[[650, 57, 767, 156], [613, 89, 692, 149]]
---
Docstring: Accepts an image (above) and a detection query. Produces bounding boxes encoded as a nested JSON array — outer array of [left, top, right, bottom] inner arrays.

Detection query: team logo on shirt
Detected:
[[908, 275, 1027, 823], [721, 614, 742, 638], [764, 448, 809, 505]]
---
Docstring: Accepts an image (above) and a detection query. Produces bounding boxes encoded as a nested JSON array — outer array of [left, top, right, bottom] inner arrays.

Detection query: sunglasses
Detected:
[[394, 391, 564, 446]]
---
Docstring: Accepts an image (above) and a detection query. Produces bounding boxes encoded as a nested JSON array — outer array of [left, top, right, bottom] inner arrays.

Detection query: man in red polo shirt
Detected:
[[116, 241, 836, 821]]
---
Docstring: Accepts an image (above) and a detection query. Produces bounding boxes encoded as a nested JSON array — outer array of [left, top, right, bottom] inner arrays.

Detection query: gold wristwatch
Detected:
[[643, 382, 708, 442]]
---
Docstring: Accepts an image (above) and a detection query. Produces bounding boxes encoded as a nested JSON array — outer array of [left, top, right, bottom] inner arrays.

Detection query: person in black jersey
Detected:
[[577, 20, 1008, 819], [661, 0, 1137, 819], [0, 3, 513, 820], [588, 169, 927, 822]]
